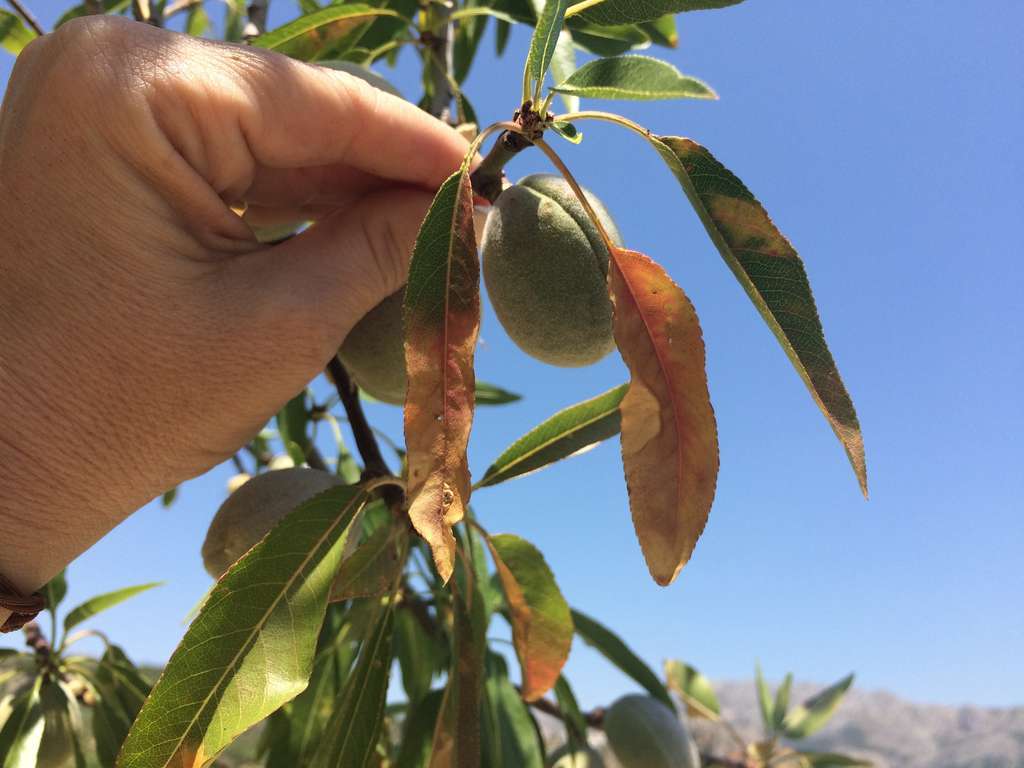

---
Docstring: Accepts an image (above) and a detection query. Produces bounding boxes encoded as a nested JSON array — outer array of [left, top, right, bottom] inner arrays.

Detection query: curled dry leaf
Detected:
[[608, 247, 719, 586], [403, 170, 480, 583]]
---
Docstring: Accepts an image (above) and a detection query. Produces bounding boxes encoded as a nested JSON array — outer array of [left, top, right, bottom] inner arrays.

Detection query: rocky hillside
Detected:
[[591, 682, 1024, 768]]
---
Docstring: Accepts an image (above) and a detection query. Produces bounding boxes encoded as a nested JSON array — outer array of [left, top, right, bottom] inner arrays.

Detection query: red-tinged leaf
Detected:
[[608, 247, 719, 586], [404, 170, 480, 584], [485, 534, 573, 701], [650, 136, 866, 496]]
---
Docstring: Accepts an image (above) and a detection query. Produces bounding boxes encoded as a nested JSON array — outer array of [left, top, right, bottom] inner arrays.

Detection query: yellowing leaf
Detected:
[[608, 247, 719, 586], [650, 136, 866, 495], [485, 534, 573, 701], [251, 4, 404, 61], [404, 170, 481, 584]]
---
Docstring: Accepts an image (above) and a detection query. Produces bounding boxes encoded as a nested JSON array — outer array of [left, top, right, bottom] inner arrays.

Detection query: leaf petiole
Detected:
[[532, 137, 616, 252]]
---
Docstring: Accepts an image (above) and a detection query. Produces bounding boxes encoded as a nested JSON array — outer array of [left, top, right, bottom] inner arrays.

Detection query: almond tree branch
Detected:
[[5, 0, 43, 36], [325, 356, 396, 487]]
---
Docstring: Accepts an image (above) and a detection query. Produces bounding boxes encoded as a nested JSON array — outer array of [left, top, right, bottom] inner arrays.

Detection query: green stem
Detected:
[[563, 0, 604, 20], [533, 137, 615, 252]]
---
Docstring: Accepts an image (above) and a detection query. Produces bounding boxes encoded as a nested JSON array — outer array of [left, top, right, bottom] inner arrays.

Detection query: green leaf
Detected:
[[394, 606, 442, 706], [554, 55, 714, 100], [755, 662, 774, 735], [42, 570, 67, 613], [0, 680, 43, 768], [429, 582, 486, 767], [63, 582, 162, 634], [453, 1, 490, 83], [277, 391, 310, 461], [0, 11, 37, 56], [485, 534, 572, 701], [395, 689, 444, 768], [525, 0, 570, 99], [38, 679, 84, 768], [482, 660, 544, 768], [570, 609, 673, 710], [161, 488, 177, 508], [496, 18, 512, 54], [551, 30, 580, 112], [185, 3, 209, 36], [310, 602, 397, 767], [55, 0, 130, 28], [798, 753, 872, 768], [649, 136, 866, 494], [475, 381, 522, 405], [251, 4, 405, 60], [664, 660, 719, 718], [782, 674, 854, 739], [478, 384, 626, 488], [117, 482, 382, 768], [570, 0, 744, 28], [568, 20, 649, 56], [330, 523, 406, 602], [640, 14, 678, 47], [263, 605, 360, 768], [553, 676, 588, 750], [773, 672, 793, 730], [552, 121, 584, 144]]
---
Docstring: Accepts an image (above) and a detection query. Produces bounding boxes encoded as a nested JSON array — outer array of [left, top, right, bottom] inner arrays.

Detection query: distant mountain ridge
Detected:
[[691, 681, 1024, 768]]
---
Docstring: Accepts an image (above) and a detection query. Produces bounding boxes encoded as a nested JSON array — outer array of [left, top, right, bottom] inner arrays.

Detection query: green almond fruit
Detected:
[[482, 174, 622, 367], [604, 694, 700, 768], [201, 468, 344, 579], [337, 289, 407, 406]]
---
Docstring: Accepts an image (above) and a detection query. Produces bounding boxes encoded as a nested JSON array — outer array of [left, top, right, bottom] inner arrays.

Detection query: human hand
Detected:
[[0, 16, 468, 607]]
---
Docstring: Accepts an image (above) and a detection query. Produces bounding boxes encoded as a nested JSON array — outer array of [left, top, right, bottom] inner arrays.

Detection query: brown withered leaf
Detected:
[[403, 170, 480, 584], [609, 247, 719, 586]]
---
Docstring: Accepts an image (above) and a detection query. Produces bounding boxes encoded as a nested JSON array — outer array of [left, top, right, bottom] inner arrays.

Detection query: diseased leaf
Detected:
[[650, 136, 867, 494], [429, 582, 486, 768], [404, 169, 480, 584], [554, 55, 715, 100], [664, 660, 719, 718], [485, 534, 572, 701], [251, 4, 404, 60], [570, 0, 744, 28], [310, 603, 397, 768], [474, 381, 522, 405], [0, 11, 37, 56], [117, 483, 382, 768], [609, 246, 719, 586], [63, 582, 162, 634], [525, 0, 570, 96], [570, 609, 673, 710], [478, 384, 627, 488], [782, 674, 854, 739]]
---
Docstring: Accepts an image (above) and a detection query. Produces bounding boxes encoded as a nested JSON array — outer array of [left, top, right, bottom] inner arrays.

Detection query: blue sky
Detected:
[[3, 1, 1022, 709]]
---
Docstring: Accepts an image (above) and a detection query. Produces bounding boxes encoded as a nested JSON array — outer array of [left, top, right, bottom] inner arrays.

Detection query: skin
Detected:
[[0, 17, 470, 629]]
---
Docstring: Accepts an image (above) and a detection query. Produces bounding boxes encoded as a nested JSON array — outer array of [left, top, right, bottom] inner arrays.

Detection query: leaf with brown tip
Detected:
[[403, 170, 480, 584], [609, 247, 719, 586], [650, 136, 866, 496], [485, 534, 573, 701]]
